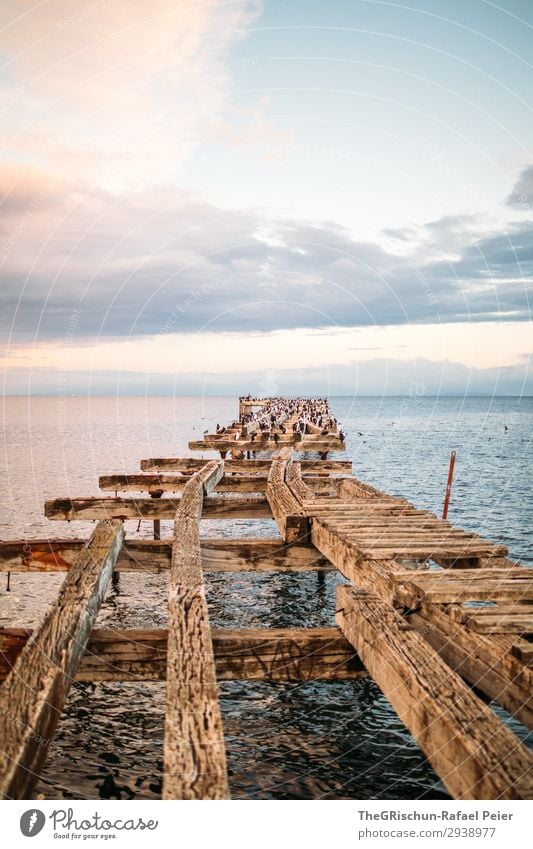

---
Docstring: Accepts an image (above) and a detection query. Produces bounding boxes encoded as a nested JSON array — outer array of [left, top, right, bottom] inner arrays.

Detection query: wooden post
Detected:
[[150, 490, 163, 540], [442, 450, 456, 519]]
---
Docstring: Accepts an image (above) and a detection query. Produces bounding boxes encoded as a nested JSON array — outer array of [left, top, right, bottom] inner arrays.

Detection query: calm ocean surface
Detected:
[[1, 395, 531, 799]]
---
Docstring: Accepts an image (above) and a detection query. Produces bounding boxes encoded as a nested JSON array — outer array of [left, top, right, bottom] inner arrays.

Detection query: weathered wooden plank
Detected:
[[44, 495, 271, 521], [140, 458, 352, 473], [188, 438, 346, 452], [311, 518, 404, 598], [266, 449, 309, 544], [336, 585, 533, 799], [200, 539, 331, 571], [99, 472, 340, 495], [163, 460, 229, 800], [0, 627, 365, 683], [0, 537, 332, 573], [454, 607, 533, 634], [0, 520, 124, 799], [286, 462, 316, 505], [511, 639, 533, 666], [395, 569, 533, 606], [407, 604, 533, 729]]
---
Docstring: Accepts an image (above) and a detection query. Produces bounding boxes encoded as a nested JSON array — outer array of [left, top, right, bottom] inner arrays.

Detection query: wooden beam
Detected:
[[407, 604, 533, 730], [0, 626, 365, 683], [0, 520, 124, 800], [395, 569, 533, 607], [336, 585, 533, 800], [188, 438, 346, 452], [311, 518, 403, 599], [163, 460, 229, 800], [200, 538, 332, 571], [266, 449, 309, 544], [99, 472, 340, 495], [44, 495, 271, 521], [0, 537, 332, 573], [140, 458, 352, 474]]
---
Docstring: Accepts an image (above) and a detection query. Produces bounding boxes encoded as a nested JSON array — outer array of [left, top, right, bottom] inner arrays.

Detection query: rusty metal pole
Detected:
[[442, 450, 456, 520]]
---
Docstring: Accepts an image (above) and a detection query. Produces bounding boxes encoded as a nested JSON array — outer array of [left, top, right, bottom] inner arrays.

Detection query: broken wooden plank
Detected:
[[0, 519, 124, 800], [163, 460, 229, 800], [407, 604, 533, 729], [44, 495, 271, 521], [451, 606, 533, 634], [511, 639, 533, 666], [396, 569, 533, 607], [336, 584, 533, 799], [266, 449, 309, 544], [0, 626, 365, 683]]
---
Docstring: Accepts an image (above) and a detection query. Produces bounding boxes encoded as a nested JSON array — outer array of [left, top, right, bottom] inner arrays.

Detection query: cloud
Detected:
[[0, 165, 532, 342], [0, 0, 262, 188], [506, 164, 533, 210]]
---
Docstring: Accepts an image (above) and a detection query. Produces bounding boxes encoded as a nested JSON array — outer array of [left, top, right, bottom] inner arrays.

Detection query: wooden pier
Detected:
[[0, 396, 532, 800]]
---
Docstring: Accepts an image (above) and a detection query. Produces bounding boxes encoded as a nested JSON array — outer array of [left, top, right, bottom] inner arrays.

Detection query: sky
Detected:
[[0, 0, 532, 396]]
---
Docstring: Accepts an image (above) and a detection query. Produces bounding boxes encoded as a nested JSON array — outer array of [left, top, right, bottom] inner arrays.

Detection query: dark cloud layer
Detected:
[[1, 168, 532, 341]]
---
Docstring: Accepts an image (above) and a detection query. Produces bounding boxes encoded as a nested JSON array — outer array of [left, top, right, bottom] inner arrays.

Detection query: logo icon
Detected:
[[20, 809, 46, 837]]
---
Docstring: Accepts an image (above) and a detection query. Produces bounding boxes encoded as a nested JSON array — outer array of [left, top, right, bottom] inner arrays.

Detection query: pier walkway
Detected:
[[0, 397, 531, 800]]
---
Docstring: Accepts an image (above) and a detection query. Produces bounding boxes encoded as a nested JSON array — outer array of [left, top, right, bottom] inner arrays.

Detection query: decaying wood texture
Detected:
[[0, 520, 124, 799], [140, 457, 352, 474], [407, 604, 533, 729], [99, 472, 340, 495], [336, 585, 533, 800], [188, 437, 346, 452], [200, 538, 331, 571], [266, 449, 309, 543], [0, 626, 365, 683], [163, 460, 229, 800], [44, 494, 271, 521], [0, 537, 332, 573], [395, 568, 533, 607]]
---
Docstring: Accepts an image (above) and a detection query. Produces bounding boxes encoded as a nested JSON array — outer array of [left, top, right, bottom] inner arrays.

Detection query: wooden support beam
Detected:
[[44, 495, 271, 521], [286, 462, 316, 505], [336, 585, 533, 800], [0, 626, 365, 683], [188, 438, 346, 452], [99, 472, 340, 495], [163, 460, 229, 800], [406, 604, 533, 730], [311, 518, 403, 599], [140, 458, 352, 474], [200, 538, 331, 571], [0, 520, 124, 800], [0, 537, 332, 573], [266, 449, 309, 544]]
